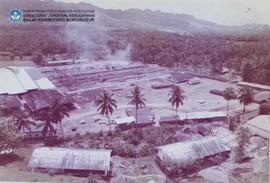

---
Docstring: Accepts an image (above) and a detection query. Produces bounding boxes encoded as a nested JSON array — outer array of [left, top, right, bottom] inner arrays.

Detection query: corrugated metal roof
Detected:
[[246, 115, 270, 132], [28, 147, 112, 172], [126, 107, 154, 124], [157, 137, 230, 164], [246, 115, 270, 139], [115, 116, 135, 125], [179, 111, 226, 120], [9, 67, 39, 91], [126, 107, 152, 117], [46, 59, 74, 65], [238, 82, 270, 91], [0, 68, 26, 94], [0, 67, 55, 95], [35, 78, 55, 89], [211, 127, 237, 148], [22, 89, 75, 112]]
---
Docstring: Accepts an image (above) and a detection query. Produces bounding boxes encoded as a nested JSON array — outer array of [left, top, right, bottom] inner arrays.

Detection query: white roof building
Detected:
[[156, 137, 230, 165], [245, 115, 270, 139], [179, 111, 226, 121], [28, 147, 112, 175], [211, 127, 238, 149], [115, 116, 135, 125], [238, 81, 270, 91], [0, 67, 55, 95]]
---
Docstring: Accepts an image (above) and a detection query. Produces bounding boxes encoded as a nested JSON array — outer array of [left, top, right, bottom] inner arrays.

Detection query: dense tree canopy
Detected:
[[0, 26, 269, 85]]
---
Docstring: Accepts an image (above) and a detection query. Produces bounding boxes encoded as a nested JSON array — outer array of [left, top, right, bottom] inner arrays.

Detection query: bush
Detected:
[[44, 137, 63, 146], [33, 53, 44, 65], [130, 137, 140, 146], [259, 103, 270, 115]]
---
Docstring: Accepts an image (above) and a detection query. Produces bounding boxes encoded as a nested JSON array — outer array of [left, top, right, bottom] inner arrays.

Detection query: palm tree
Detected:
[[50, 99, 70, 135], [169, 85, 185, 116], [36, 110, 56, 136], [37, 118, 56, 136], [95, 89, 117, 133], [128, 85, 146, 128], [238, 87, 254, 119], [14, 110, 36, 132], [223, 87, 237, 118]]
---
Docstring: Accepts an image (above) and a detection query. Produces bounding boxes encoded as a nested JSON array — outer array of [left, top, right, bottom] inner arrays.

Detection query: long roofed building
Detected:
[[28, 147, 112, 176], [0, 66, 76, 113]]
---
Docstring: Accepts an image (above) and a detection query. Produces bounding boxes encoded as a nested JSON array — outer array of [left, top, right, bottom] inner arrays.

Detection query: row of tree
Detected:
[[1, 27, 269, 85], [95, 85, 185, 134], [5, 84, 255, 139], [223, 86, 255, 119], [96, 84, 255, 134], [13, 100, 69, 137]]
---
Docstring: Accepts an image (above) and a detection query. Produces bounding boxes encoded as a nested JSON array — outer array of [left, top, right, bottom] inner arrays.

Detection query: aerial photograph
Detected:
[[0, 0, 269, 182]]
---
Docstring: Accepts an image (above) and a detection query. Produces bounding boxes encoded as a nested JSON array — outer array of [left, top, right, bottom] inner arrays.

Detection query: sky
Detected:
[[55, 0, 270, 26]]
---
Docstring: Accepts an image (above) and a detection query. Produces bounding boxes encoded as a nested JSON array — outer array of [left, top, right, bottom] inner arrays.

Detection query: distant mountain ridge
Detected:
[[1, 0, 270, 36]]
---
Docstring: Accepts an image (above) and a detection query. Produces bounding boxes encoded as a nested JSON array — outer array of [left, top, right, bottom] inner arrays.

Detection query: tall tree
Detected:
[[50, 99, 70, 134], [223, 87, 237, 118], [95, 89, 117, 134], [13, 110, 36, 132], [238, 87, 254, 119], [128, 85, 146, 128], [242, 63, 254, 82], [169, 86, 185, 116], [36, 110, 57, 136]]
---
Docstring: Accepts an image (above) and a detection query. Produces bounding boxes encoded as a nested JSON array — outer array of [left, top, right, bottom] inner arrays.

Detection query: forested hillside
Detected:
[[0, 26, 269, 85]]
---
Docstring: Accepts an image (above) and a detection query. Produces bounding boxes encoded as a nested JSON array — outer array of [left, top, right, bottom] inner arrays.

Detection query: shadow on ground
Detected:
[[0, 154, 23, 166]]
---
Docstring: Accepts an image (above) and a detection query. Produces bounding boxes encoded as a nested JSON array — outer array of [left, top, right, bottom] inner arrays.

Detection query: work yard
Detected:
[[0, 61, 268, 183], [59, 74, 259, 136]]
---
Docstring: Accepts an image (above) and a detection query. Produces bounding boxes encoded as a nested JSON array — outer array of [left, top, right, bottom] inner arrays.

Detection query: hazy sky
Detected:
[[55, 0, 270, 25]]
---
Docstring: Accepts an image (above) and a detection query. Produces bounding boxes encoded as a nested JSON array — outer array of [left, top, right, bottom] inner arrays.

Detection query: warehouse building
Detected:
[[0, 67, 55, 95], [28, 147, 112, 176], [179, 111, 227, 122], [156, 137, 230, 176], [0, 66, 76, 114], [238, 81, 270, 91]]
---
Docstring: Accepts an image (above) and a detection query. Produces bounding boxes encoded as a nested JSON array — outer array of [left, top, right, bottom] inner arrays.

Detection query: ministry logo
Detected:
[[9, 9, 22, 22]]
